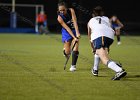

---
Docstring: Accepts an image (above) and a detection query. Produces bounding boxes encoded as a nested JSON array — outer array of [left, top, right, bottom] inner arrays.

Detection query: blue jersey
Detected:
[[111, 21, 119, 29], [58, 9, 76, 43]]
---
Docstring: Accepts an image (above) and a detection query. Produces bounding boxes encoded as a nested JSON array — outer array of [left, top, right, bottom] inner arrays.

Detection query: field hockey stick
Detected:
[[64, 41, 77, 70]]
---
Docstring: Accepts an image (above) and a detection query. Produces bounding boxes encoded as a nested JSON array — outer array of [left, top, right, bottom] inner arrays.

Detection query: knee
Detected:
[[63, 49, 70, 56], [65, 50, 71, 55]]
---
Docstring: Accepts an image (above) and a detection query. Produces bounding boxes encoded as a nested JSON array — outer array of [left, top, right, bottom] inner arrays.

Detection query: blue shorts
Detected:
[[93, 36, 113, 49], [112, 23, 119, 29], [61, 28, 76, 43]]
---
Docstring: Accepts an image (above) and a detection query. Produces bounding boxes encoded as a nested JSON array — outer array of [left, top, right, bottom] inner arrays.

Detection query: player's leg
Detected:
[[98, 48, 122, 72], [91, 53, 100, 76], [38, 23, 42, 34], [43, 21, 49, 34], [70, 40, 79, 71], [90, 41, 100, 76], [63, 41, 71, 58], [96, 48, 127, 80], [115, 28, 121, 45], [38, 22, 44, 34], [95, 36, 126, 80]]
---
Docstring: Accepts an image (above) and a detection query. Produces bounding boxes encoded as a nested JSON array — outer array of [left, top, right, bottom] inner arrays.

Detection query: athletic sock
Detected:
[[72, 51, 79, 65], [107, 60, 122, 72], [117, 35, 120, 42], [93, 54, 100, 70]]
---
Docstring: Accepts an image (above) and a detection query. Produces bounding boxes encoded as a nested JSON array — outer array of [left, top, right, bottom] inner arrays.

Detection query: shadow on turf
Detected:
[[120, 74, 140, 81], [126, 75, 140, 78]]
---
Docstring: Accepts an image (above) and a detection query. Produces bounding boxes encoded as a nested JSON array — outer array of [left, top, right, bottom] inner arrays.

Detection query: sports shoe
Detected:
[[112, 69, 127, 80], [69, 65, 76, 72], [91, 69, 98, 76], [117, 42, 121, 45], [116, 62, 122, 68]]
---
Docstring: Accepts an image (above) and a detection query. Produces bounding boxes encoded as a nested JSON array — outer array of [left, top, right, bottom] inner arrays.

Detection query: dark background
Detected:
[[0, 0, 140, 33]]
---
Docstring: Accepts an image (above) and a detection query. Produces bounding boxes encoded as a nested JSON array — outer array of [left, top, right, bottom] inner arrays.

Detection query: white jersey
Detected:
[[88, 16, 115, 41]]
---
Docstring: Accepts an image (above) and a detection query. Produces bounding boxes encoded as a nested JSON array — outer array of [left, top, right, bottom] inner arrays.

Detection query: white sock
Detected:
[[93, 54, 100, 70], [107, 61, 122, 72], [71, 65, 76, 68]]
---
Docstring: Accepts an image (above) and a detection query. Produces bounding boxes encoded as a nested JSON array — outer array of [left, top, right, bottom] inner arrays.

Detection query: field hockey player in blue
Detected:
[[110, 15, 124, 45], [57, 1, 80, 72]]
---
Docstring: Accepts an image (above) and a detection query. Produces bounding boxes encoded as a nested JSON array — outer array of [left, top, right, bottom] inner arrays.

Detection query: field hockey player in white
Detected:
[[87, 6, 127, 80]]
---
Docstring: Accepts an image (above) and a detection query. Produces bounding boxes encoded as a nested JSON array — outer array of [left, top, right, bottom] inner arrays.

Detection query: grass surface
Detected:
[[0, 33, 140, 100]]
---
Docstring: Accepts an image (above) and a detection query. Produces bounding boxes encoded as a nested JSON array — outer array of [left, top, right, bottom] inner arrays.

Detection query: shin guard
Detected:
[[72, 51, 79, 65]]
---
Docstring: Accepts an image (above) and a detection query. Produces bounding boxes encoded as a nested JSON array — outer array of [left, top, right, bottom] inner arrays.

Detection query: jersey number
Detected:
[[96, 18, 101, 24]]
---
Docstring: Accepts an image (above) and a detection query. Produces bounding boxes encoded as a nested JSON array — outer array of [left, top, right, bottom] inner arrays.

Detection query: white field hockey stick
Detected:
[[64, 41, 77, 70]]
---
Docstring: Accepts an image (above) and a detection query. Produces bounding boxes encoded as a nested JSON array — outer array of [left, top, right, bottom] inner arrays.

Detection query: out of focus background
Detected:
[[0, 0, 140, 34], [0, 1, 140, 100]]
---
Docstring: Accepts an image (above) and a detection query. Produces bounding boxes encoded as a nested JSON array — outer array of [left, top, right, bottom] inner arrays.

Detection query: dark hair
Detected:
[[92, 6, 104, 17], [58, 1, 68, 8]]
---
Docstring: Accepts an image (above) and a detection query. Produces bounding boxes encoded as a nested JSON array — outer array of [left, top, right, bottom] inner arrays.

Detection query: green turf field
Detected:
[[0, 33, 140, 100]]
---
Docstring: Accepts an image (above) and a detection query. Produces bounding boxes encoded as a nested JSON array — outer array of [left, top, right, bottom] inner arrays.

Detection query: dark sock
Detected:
[[117, 35, 120, 42], [72, 51, 79, 65]]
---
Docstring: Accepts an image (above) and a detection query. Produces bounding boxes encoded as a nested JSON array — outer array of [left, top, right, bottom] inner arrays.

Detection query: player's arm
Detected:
[[57, 15, 78, 41], [87, 22, 91, 41], [87, 22, 95, 54], [70, 8, 81, 38], [117, 19, 124, 28], [109, 18, 113, 27]]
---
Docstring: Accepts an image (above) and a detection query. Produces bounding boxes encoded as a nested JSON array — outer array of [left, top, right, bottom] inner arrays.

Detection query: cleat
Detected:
[[69, 65, 76, 72], [91, 69, 98, 76], [112, 70, 127, 80], [116, 62, 122, 68], [117, 42, 121, 45]]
